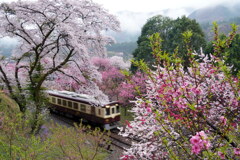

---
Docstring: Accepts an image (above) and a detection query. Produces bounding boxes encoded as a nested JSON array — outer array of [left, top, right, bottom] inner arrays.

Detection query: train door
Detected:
[[91, 106, 95, 115]]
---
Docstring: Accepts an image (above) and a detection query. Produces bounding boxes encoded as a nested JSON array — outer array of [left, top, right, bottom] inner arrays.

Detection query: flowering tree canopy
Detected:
[[91, 56, 130, 101], [119, 71, 146, 106], [120, 32, 239, 159], [0, 0, 119, 131]]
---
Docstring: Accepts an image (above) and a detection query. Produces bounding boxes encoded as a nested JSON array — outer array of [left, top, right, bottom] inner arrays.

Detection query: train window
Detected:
[[52, 97, 56, 104], [116, 106, 120, 113], [62, 100, 67, 106], [68, 101, 72, 108], [106, 108, 110, 115], [112, 108, 115, 114], [80, 104, 86, 112], [57, 98, 61, 105], [98, 109, 101, 115], [73, 102, 78, 110]]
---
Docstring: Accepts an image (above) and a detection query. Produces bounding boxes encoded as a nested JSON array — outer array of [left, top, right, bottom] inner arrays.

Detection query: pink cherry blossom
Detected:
[[191, 145, 201, 155], [146, 107, 152, 113], [218, 151, 225, 159], [234, 148, 240, 156], [0, 0, 120, 114], [190, 135, 201, 145], [119, 51, 239, 159], [220, 116, 227, 126], [197, 131, 208, 140]]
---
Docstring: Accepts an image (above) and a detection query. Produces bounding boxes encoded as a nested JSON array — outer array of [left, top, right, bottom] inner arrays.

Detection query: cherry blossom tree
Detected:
[[0, 0, 119, 132], [120, 30, 239, 159]]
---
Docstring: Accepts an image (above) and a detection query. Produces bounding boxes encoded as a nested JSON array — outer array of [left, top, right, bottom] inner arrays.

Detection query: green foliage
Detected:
[[131, 15, 206, 72], [0, 107, 109, 160], [205, 22, 239, 75], [128, 25, 239, 159], [26, 64, 49, 133], [0, 92, 19, 113], [168, 16, 206, 55], [120, 106, 134, 125], [200, 17, 240, 41], [131, 15, 172, 71]]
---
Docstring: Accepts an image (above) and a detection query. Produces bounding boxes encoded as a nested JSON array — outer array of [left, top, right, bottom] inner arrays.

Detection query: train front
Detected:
[[102, 102, 121, 130]]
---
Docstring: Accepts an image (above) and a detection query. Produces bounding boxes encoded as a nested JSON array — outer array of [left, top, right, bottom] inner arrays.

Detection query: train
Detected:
[[47, 90, 121, 130]]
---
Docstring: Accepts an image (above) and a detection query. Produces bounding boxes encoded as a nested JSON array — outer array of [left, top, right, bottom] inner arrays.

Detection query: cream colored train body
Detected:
[[47, 90, 120, 130]]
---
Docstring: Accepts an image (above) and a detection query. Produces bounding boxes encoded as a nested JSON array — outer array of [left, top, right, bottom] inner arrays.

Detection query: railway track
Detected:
[[50, 112, 132, 151], [50, 112, 77, 126], [109, 129, 131, 151]]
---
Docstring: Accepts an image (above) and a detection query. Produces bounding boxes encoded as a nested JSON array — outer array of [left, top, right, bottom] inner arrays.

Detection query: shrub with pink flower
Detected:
[[218, 151, 225, 159], [190, 131, 211, 155], [91, 56, 129, 101], [220, 116, 227, 126], [234, 148, 240, 156], [119, 31, 239, 159]]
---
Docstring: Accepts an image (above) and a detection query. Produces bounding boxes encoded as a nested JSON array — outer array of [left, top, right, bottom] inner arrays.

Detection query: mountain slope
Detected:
[[188, 4, 240, 23]]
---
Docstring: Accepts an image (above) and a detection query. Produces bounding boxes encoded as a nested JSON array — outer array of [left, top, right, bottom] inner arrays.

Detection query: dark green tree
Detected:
[[226, 34, 240, 75], [131, 15, 173, 71], [205, 33, 240, 75], [131, 15, 207, 71], [168, 16, 206, 55]]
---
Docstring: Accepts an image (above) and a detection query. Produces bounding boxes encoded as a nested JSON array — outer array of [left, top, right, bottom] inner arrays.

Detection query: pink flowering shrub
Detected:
[[91, 56, 130, 101], [234, 148, 240, 156], [119, 32, 239, 159], [190, 131, 211, 155], [119, 71, 147, 106]]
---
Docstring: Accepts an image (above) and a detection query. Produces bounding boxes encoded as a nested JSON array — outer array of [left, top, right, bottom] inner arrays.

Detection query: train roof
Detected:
[[46, 90, 118, 107]]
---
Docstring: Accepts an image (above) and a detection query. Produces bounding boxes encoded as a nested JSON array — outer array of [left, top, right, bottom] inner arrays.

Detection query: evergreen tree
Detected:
[[131, 15, 206, 71], [205, 33, 240, 75]]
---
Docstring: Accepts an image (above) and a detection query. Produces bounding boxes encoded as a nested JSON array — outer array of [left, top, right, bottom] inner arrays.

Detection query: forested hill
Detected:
[[188, 3, 240, 41], [188, 4, 240, 23], [107, 3, 240, 58], [2, 3, 240, 58]]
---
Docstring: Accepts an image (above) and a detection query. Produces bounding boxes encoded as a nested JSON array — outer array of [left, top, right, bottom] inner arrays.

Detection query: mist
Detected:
[[107, 0, 240, 42]]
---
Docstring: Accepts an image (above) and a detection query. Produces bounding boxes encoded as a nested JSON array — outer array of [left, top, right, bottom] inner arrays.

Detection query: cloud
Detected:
[[115, 8, 192, 34], [0, 37, 18, 48]]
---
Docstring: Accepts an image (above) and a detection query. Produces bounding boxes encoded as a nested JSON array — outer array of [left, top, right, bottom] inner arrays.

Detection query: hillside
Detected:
[[200, 17, 240, 41], [0, 91, 19, 113], [188, 5, 239, 23], [188, 3, 240, 41]]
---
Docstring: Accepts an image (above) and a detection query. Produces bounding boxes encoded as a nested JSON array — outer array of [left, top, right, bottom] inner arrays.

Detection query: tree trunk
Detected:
[[30, 87, 44, 134]]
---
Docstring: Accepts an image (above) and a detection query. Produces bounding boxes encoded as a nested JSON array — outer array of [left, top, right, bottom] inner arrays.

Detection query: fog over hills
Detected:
[[108, 7, 194, 43], [108, 1, 240, 43], [188, 3, 240, 23], [1, 1, 240, 57]]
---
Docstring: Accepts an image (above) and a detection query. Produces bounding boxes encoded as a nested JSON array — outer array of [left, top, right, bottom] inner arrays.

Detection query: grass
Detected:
[[0, 91, 19, 113], [120, 106, 134, 125], [0, 92, 110, 160]]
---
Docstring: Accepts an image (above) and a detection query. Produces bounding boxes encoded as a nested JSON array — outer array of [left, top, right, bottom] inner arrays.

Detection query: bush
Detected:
[[0, 101, 109, 160], [120, 27, 239, 159]]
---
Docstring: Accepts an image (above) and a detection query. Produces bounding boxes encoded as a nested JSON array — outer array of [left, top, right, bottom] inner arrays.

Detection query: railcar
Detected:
[[47, 90, 120, 130]]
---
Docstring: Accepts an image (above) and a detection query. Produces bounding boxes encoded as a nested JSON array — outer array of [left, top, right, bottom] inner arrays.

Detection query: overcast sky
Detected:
[[1, 0, 240, 41], [93, 0, 239, 13], [0, 0, 239, 13]]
